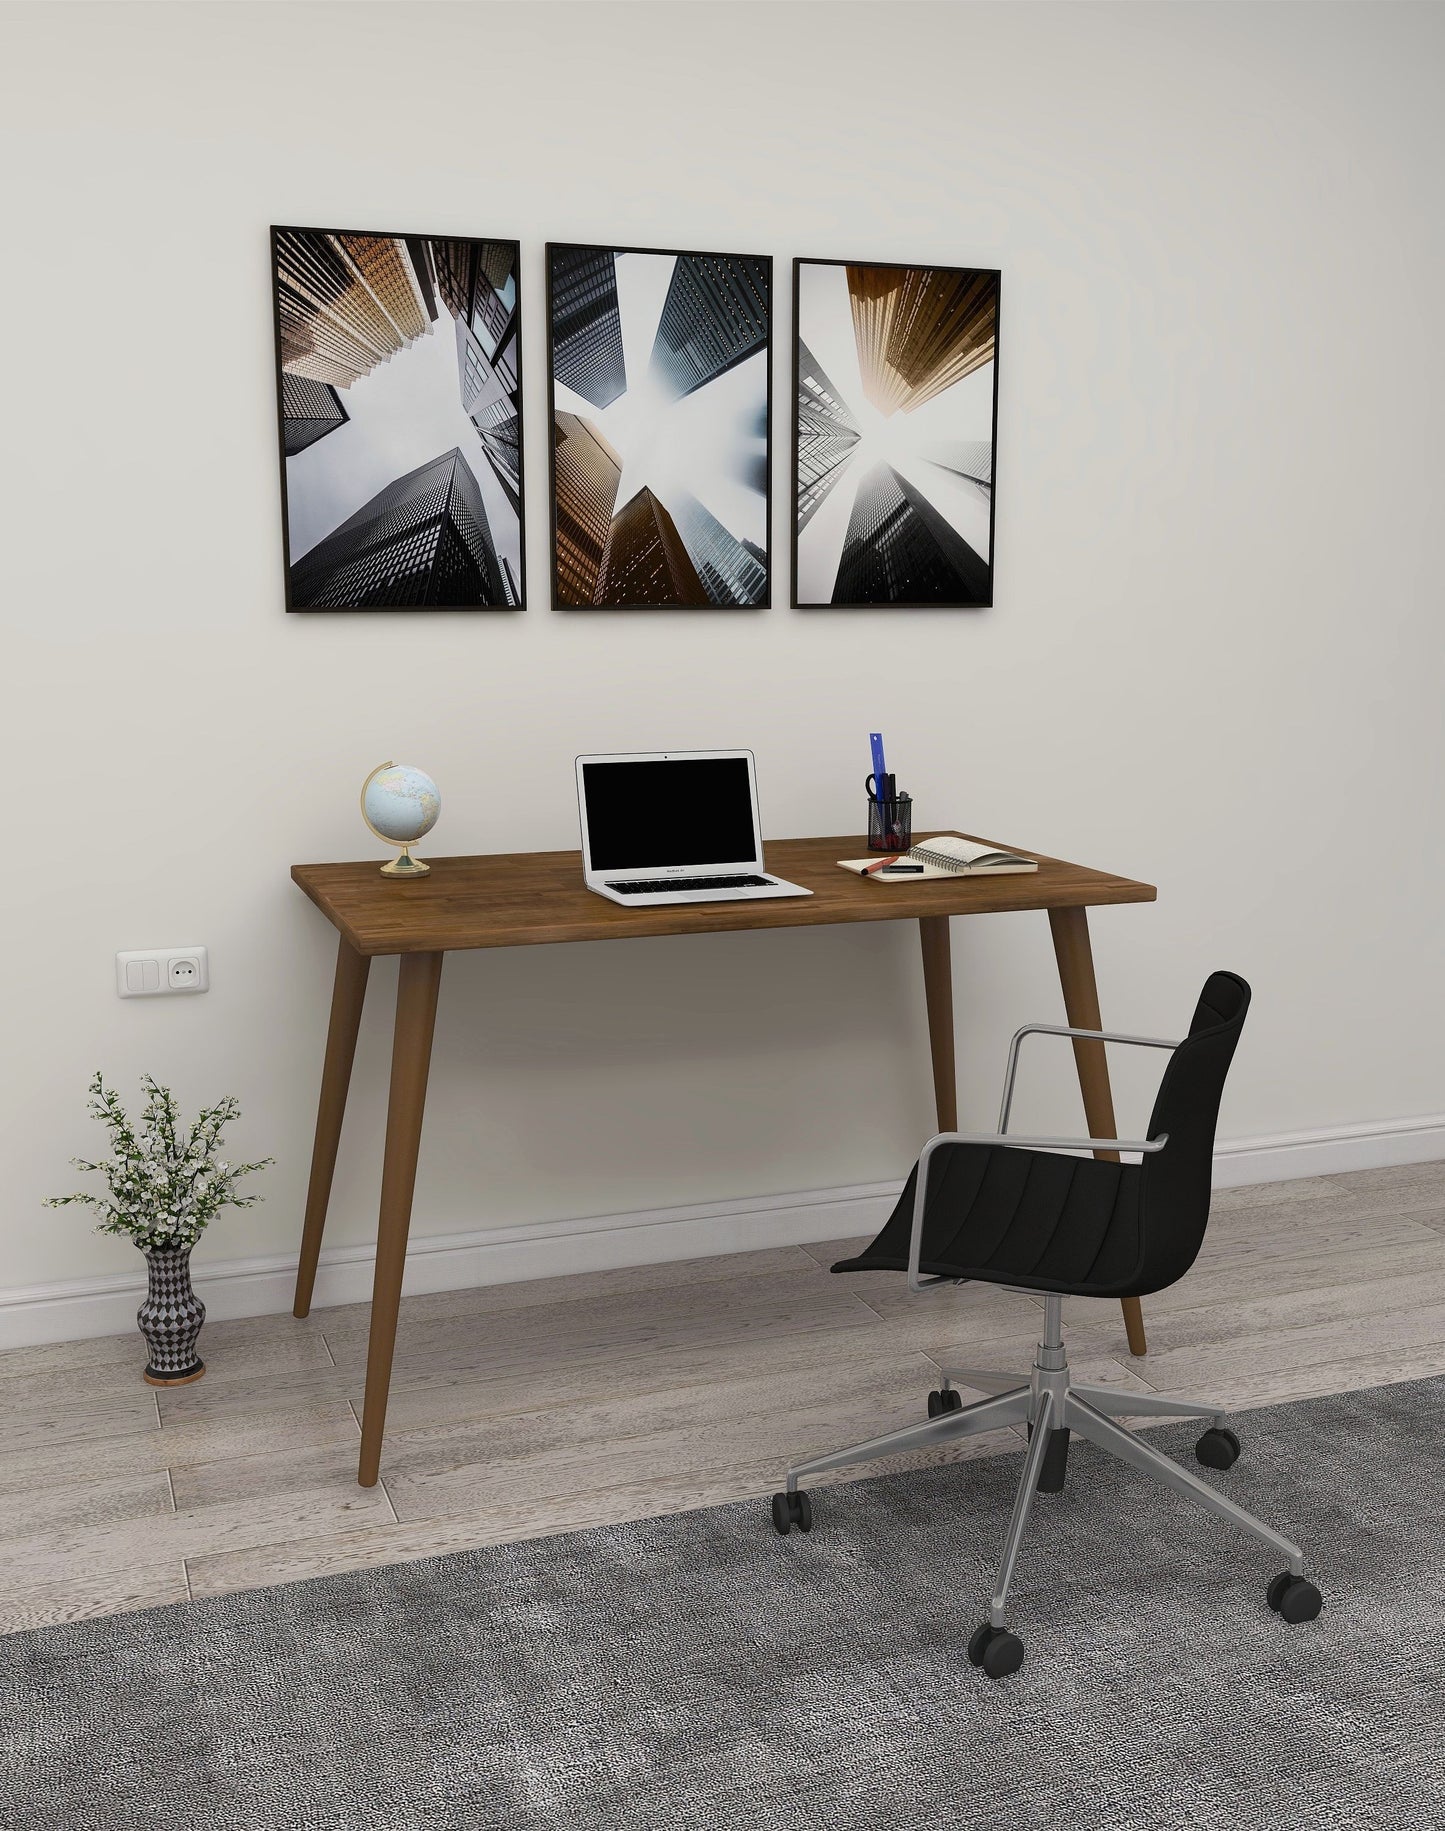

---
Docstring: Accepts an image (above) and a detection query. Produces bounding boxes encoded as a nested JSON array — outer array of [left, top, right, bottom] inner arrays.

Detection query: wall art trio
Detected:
[[270, 228, 999, 614]]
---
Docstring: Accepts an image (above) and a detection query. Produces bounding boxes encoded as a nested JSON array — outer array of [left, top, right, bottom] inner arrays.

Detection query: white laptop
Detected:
[[576, 750, 814, 907]]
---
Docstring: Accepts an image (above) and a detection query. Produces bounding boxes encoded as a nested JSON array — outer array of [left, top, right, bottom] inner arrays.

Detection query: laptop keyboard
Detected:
[[606, 875, 775, 895]]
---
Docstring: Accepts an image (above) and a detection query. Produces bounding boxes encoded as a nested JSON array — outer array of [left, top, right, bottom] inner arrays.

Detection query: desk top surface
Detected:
[[292, 835, 1156, 956]]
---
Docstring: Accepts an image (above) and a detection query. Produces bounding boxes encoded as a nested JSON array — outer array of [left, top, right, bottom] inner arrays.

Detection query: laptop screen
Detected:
[[581, 756, 758, 871]]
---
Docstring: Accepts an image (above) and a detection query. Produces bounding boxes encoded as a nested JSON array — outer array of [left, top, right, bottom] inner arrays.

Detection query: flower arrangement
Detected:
[[47, 1072, 272, 1251]]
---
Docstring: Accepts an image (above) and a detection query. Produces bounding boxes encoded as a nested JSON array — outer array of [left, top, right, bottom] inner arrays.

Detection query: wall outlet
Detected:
[[116, 946, 209, 998]]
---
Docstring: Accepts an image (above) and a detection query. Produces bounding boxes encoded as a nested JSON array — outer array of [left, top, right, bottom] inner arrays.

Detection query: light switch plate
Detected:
[[116, 946, 209, 997]]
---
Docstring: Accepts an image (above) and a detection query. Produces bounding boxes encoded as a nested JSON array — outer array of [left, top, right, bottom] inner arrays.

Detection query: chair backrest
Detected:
[[1134, 971, 1251, 1293]]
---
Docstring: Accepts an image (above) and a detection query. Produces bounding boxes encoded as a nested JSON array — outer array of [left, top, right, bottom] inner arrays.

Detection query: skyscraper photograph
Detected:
[[272, 226, 525, 610], [792, 258, 999, 608], [547, 243, 771, 609]]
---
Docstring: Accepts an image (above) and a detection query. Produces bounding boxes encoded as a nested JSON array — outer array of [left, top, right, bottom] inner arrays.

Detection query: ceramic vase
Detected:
[[137, 1246, 206, 1385]]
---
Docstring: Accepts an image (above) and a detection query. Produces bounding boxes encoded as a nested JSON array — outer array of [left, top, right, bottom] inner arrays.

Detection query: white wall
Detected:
[[3, 1, 1442, 1318]]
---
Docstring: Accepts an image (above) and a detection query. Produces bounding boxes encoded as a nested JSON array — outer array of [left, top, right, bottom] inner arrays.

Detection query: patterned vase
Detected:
[[138, 1246, 206, 1385]]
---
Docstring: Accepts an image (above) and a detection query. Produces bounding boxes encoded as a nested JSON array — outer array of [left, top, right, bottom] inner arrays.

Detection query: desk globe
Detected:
[[360, 762, 441, 877]]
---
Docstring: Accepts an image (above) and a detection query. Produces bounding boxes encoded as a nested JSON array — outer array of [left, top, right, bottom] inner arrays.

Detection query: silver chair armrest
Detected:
[[998, 1023, 1181, 1132], [907, 1128, 1169, 1293]]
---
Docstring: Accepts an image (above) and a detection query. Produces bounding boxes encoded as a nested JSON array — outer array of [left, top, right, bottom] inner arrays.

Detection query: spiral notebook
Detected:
[[837, 834, 1039, 881]]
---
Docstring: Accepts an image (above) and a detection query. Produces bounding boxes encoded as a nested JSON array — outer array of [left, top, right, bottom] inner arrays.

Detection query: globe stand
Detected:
[[379, 847, 430, 879]]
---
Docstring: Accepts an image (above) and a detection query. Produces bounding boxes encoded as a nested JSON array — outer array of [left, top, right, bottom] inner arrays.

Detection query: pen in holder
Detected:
[[866, 774, 913, 854]]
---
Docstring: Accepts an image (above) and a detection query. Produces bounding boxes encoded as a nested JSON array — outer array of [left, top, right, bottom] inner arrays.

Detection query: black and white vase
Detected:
[[138, 1246, 206, 1385]]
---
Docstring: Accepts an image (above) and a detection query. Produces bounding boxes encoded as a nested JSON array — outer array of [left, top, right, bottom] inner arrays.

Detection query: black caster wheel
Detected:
[[1034, 1426, 1071, 1494], [1267, 1571, 1323, 1623], [771, 1490, 813, 1536], [928, 1387, 963, 1418], [1195, 1426, 1241, 1470], [967, 1621, 1025, 1679]]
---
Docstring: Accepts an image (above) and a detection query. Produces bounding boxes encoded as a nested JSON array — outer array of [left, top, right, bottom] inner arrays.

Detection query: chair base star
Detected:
[[772, 1293, 1322, 1680]]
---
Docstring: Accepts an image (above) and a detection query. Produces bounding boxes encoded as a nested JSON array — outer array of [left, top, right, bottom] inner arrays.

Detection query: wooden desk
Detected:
[[291, 836, 1157, 1485]]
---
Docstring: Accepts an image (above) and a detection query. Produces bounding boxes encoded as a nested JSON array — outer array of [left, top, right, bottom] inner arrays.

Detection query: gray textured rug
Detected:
[[4, 1376, 1443, 1831]]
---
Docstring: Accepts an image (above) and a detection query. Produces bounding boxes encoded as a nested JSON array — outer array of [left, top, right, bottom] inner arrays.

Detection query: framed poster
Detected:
[[271, 226, 524, 610], [792, 258, 1000, 608], [547, 243, 771, 609]]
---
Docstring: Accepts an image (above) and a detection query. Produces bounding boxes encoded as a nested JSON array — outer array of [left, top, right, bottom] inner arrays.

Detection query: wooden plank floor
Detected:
[[2, 1161, 1442, 1634]]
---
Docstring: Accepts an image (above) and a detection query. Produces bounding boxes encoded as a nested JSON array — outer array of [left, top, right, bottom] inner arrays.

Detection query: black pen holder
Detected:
[[867, 791, 913, 853]]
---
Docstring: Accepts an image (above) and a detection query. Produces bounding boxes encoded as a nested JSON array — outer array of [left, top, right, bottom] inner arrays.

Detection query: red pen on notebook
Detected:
[[861, 855, 901, 876]]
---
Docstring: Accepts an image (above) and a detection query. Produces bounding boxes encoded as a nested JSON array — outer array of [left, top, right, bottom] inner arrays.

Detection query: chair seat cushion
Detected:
[[833, 1143, 1146, 1296]]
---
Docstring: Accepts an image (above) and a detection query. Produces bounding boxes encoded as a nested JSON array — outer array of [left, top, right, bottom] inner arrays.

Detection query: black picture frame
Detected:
[[545, 241, 773, 611], [791, 256, 1001, 610], [271, 224, 526, 613]]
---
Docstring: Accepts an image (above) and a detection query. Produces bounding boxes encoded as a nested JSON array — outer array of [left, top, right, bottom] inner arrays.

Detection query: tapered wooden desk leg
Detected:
[[294, 939, 372, 1319], [1047, 906, 1148, 1358], [358, 951, 444, 1488], [918, 916, 958, 1133]]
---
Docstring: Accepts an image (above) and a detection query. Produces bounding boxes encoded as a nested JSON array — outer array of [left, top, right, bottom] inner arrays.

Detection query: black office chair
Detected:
[[770, 972, 1322, 1678]]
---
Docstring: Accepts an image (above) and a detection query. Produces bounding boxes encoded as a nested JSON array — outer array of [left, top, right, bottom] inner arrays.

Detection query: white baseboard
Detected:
[[5, 1114, 1441, 1350], [1211, 1111, 1445, 1187], [0, 1182, 903, 1350]]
